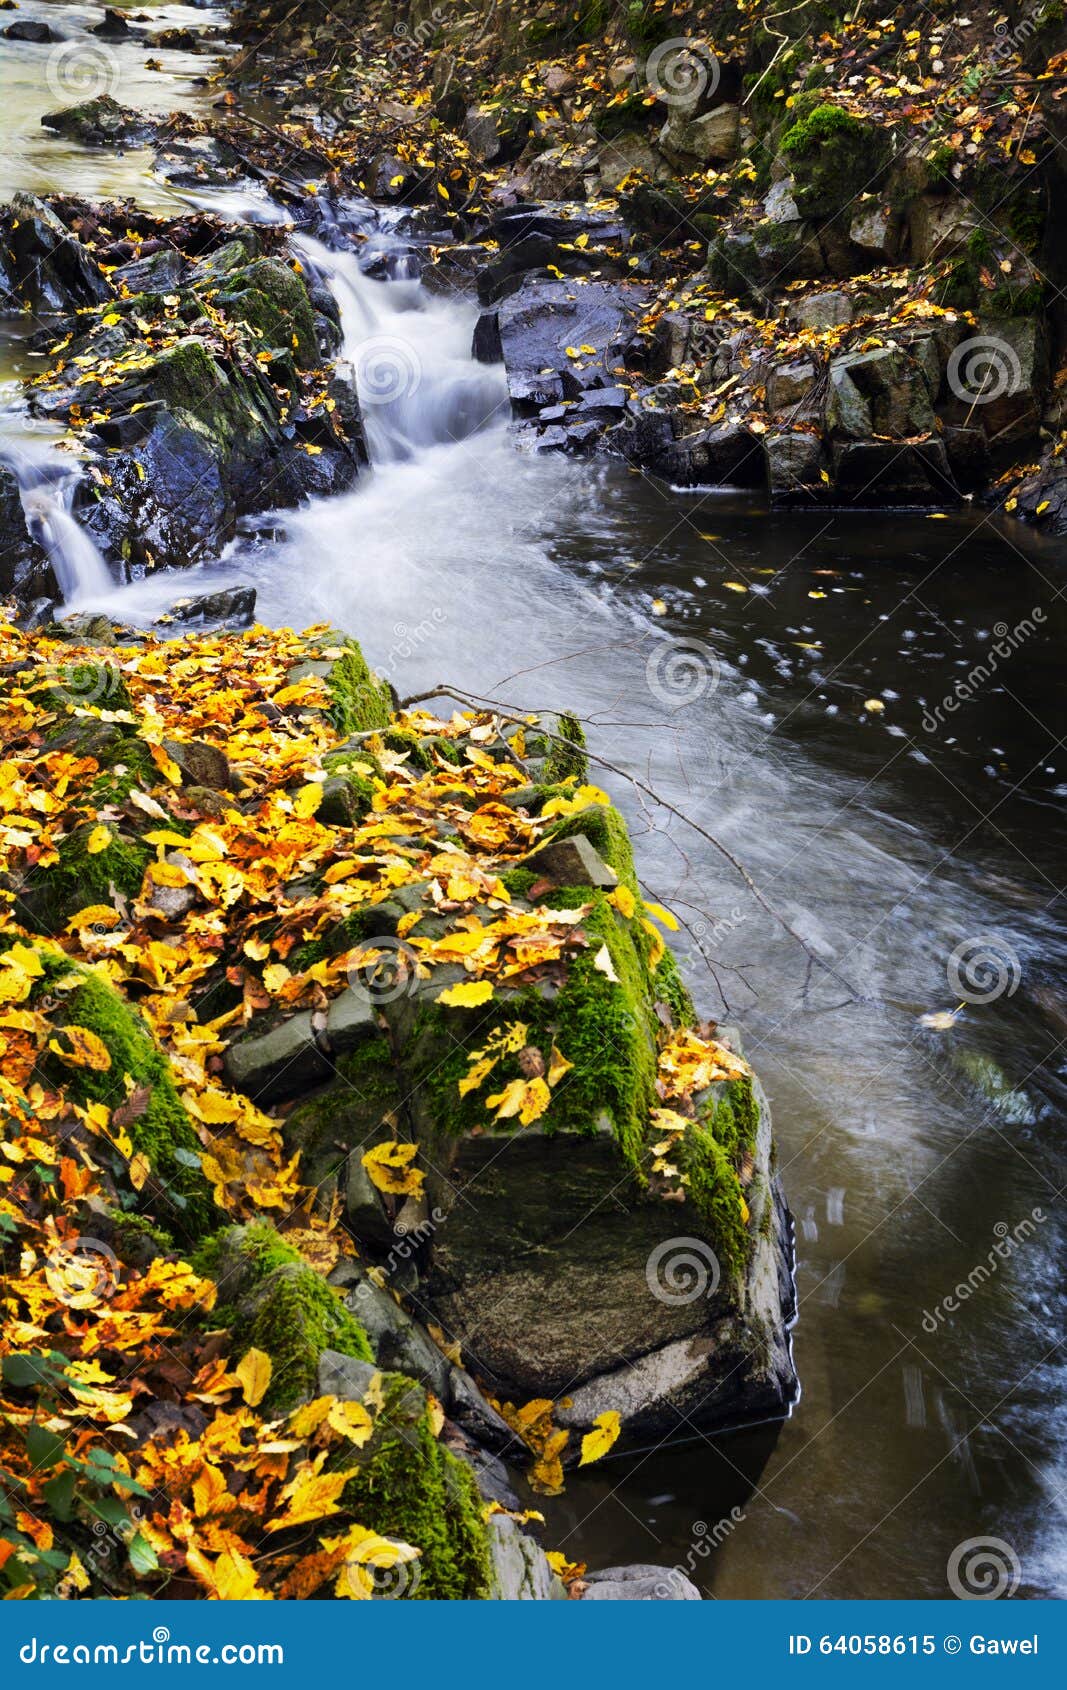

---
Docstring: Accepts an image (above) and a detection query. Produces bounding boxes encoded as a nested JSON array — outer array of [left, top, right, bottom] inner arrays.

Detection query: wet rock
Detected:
[[41, 96, 157, 148], [523, 144, 599, 200], [92, 8, 136, 39], [153, 133, 240, 187], [583, 1566, 700, 1600], [0, 195, 111, 313], [447, 1366, 520, 1456], [465, 104, 532, 164], [850, 200, 899, 262], [423, 1063, 797, 1446], [829, 346, 936, 438], [223, 1011, 332, 1103], [473, 277, 649, 420], [4, 20, 61, 41], [830, 439, 955, 503], [660, 103, 740, 165], [335, 1267, 452, 1399], [764, 430, 825, 499], [656, 421, 765, 489], [520, 833, 618, 888], [165, 587, 257, 628], [316, 1350, 377, 1401], [150, 27, 202, 51], [907, 193, 980, 262], [162, 737, 230, 791], [324, 987, 378, 1054], [1, 463, 57, 603], [488, 1516, 566, 1600]]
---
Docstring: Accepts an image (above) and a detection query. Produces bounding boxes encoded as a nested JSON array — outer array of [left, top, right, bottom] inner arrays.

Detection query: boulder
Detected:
[[943, 316, 1048, 451], [464, 104, 532, 164], [488, 1516, 566, 1600], [659, 104, 740, 165], [828, 346, 936, 439], [423, 1060, 797, 1447], [522, 144, 599, 199], [829, 439, 955, 503], [849, 200, 899, 262], [654, 421, 765, 488], [583, 1565, 701, 1600], [161, 737, 230, 791], [473, 278, 649, 417], [596, 131, 669, 193], [793, 290, 852, 331], [223, 1011, 332, 1103], [766, 360, 817, 415], [1, 463, 57, 603], [764, 430, 825, 499], [0, 195, 111, 313], [165, 586, 257, 628], [5, 20, 60, 41], [907, 194, 980, 263], [520, 833, 618, 888], [40, 96, 157, 148]]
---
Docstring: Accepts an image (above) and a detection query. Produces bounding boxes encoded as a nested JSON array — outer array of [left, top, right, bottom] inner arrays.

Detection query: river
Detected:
[[2, 0, 1065, 1601]]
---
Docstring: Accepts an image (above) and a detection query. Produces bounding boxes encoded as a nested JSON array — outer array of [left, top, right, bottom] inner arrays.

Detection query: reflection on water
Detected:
[[0, 0, 224, 208]]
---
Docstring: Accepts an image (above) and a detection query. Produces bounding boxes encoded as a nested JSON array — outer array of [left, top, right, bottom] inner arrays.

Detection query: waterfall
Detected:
[[295, 234, 509, 464], [2, 438, 114, 609]]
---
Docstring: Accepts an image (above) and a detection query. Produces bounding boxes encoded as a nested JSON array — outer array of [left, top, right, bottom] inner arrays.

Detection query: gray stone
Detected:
[[162, 737, 230, 792], [345, 1156, 394, 1249], [487, 1516, 566, 1600], [325, 987, 378, 1054], [447, 1366, 521, 1455], [316, 1349, 378, 1401], [832, 346, 936, 437], [340, 1271, 452, 1399], [521, 833, 618, 888], [764, 431, 824, 498], [829, 439, 954, 502], [793, 291, 852, 331], [596, 132, 668, 193], [524, 145, 599, 200], [223, 1011, 331, 1103], [907, 194, 979, 263], [583, 1566, 700, 1600], [849, 201, 898, 261], [660, 104, 740, 165], [827, 364, 873, 439], [766, 360, 816, 414], [764, 178, 800, 223]]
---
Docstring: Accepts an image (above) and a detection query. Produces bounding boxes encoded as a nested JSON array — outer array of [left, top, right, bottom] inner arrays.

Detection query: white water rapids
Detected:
[[4, 199, 1065, 1597]]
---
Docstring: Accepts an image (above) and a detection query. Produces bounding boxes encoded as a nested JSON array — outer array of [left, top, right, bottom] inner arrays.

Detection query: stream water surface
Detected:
[[3, 1, 1066, 1601]]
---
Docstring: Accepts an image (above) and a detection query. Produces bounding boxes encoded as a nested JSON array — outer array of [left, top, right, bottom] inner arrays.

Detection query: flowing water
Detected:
[[3, 4, 1066, 1601]]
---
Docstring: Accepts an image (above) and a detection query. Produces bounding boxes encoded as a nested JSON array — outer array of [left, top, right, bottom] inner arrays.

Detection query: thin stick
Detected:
[[399, 683, 860, 998]]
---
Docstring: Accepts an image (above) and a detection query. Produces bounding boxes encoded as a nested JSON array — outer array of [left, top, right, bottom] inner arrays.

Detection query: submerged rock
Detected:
[[40, 95, 158, 148]]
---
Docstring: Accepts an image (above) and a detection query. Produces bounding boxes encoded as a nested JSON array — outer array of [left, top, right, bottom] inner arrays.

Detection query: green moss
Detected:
[[33, 822, 151, 933], [40, 968, 219, 1239], [208, 1222, 372, 1410], [651, 946, 695, 1026], [282, 1039, 403, 1183], [218, 258, 319, 368], [545, 802, 637, 892], [542, 711, 587, 785], [780, 102, 891, 219], [325, 639, 393, 735], [500, 865, 538, 899], [671, 1074, 760, 1281], [341, 1376, 491, 1599]]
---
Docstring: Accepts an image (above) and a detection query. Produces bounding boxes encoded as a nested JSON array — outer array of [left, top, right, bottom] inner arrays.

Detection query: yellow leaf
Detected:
[[592, 943, 619, 983], [235, 1347, 273, 1408], [293, 783, 323, 818], [86, 826, 112, 855], [864, 699, 885, 713], [641, 900, 678, 932], [128, 1152, 150, 1192], [48, 1026, 112, 1071], [579, 1410, 621, 1466], [547, 1045, 573, 1087], [362, 1140, 424, 1197], [437, 979, 494, 1007], [610, 884, 636, 919]]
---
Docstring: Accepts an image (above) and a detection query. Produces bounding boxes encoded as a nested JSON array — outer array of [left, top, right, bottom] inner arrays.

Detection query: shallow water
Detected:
[[3, 11, 1066, 1600]]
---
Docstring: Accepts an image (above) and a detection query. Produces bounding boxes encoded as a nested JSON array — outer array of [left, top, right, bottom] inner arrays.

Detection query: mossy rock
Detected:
[[322, 636, 393, 735], [38, 965, 219, 1239], [200, 1222, 372, 1411], [780, 102, 892, 221], [340, 1374, 491, 1599], [217, 258, 320, 369]]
